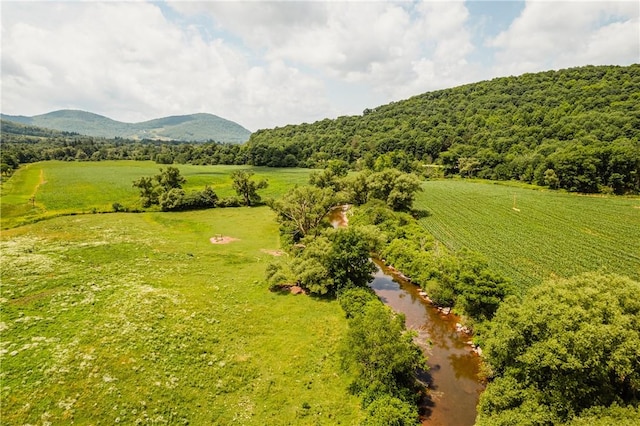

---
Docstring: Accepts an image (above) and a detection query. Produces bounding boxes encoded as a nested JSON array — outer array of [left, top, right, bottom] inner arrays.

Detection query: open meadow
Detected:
[[0, 162, 362, 424], [0, 161, 313, 229], [416, 180, 640, 291]]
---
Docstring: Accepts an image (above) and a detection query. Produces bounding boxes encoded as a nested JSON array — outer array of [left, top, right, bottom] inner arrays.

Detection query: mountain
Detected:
[[0, 110, 251, 143], [245, 64, 639, 193]]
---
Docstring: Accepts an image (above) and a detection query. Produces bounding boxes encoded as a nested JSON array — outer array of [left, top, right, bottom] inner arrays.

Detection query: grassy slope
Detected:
[[1, 209, 361, 424], [416, 180, 640, 291], [0, 161, 312, 229]]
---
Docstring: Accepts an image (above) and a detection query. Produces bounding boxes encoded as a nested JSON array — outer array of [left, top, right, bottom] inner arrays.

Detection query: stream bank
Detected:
[[328, 206, 484, 425], [370, 260, 484, 425]]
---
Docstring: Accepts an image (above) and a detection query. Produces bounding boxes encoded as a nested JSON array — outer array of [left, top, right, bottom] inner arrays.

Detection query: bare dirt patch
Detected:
[[209, 236, 239, 244]]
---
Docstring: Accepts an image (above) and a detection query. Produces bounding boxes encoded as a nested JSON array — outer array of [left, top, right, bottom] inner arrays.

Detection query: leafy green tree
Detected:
[[367, 169, 423, 211], [292, 227, 377, 296], [270, 186, 337, 241], [309, 159, 350, 191], [155, 166, 186, 191], [267, 227, 377, 296], [325, 227, 378, 291], [338, 287, 379, 319], [132, 175, 159, 207], [386, 172, 423, 211], [458, 157, 481, 178], [341, 300, 424, 404], [361, 395, 418, 426], [159, 188, 186, 211], [543, 168, 560, 189], [342, 171, 370, 206], [455, 250, 512, 322], [568, 404, 640, 426], [231, 170, 268, 206], [478, 273, 640, 425]]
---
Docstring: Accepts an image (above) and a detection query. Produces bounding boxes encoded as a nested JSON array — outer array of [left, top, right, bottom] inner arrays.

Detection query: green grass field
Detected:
[[0, 161, 362, 424], [416, 180, 640, 290], [0, 161, 313, 228], [0, 208, 362, 425]]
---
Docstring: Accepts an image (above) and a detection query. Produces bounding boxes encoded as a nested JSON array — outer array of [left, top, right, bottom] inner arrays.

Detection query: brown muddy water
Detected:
[[328, 206, 484, 424], [370, 260, 484, 426]]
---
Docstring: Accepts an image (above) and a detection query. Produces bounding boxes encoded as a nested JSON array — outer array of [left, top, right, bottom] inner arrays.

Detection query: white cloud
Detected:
[[488, 1, 639, 75], [0, 1, 328, 130], [171, 1, 477, 112]]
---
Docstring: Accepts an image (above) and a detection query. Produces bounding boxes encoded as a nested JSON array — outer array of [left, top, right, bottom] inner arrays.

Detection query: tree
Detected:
[[454, 250, 512, 322], [231, 170, 268, 206], [342, 171, 370, 206], [267, 227, 377, 296], [309, 159, 349, 191], [361, 395, 418, 426], [366, 169, 423, 211], [159, 188, 186, 211], [543, 168, 560, 189], [341, 300, 424, 404], [155, 166, 186, 191], [477, 273, 640, 425], [270, 186, 337, 241], [386, 172, 423, 211], [293, 227, 377, 295], [132, 175, 159, 207]]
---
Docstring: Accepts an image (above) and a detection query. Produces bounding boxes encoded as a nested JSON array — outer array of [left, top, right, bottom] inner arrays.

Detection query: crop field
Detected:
[[0, 161, 313, 228], [416, 180, 640, 291], [0, 208, 361, 425]]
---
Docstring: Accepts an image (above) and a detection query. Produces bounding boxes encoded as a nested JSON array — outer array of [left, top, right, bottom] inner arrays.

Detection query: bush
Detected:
[[217, 196, 242, 208], [338, 287, 378, 319], [159, 187, 218, 211], [362, 395, 418, 426]]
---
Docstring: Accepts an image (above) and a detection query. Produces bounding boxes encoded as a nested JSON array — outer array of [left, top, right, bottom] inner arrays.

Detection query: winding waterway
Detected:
[[370, 261, 484, 425], [328, 206, 484, 425]]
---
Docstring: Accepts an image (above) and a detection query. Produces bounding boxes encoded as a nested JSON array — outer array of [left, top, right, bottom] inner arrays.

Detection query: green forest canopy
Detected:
[[246, 64, 639, 194]]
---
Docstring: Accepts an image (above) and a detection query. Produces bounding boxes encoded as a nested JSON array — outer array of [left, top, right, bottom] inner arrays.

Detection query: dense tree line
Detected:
[[349, 201, 512, 327], [246, 65, 639, 194], [0, 121, 246, 177]]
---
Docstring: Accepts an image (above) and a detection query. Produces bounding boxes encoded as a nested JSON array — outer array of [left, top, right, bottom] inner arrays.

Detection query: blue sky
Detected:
[[1, 1, 638, 131]]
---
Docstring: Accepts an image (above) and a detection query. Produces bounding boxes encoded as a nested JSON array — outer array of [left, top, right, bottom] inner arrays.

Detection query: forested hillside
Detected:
[[246, 64, 639, 194]]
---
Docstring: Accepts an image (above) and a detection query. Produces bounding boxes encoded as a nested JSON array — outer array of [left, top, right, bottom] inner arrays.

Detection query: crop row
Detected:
[[416, 180, 640, 290]]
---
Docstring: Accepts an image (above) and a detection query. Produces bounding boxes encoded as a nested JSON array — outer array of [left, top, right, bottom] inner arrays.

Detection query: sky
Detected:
[[1, 1, 638, 131]]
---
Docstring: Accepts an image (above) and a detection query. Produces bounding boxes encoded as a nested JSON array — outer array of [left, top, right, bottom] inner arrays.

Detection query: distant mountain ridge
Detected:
[[0, 110, 251, 143]]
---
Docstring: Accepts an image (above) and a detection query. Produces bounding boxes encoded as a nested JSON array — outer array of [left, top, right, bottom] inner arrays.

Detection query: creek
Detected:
[[328, 207, 484, 425], [370, 260, 484, 425]]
